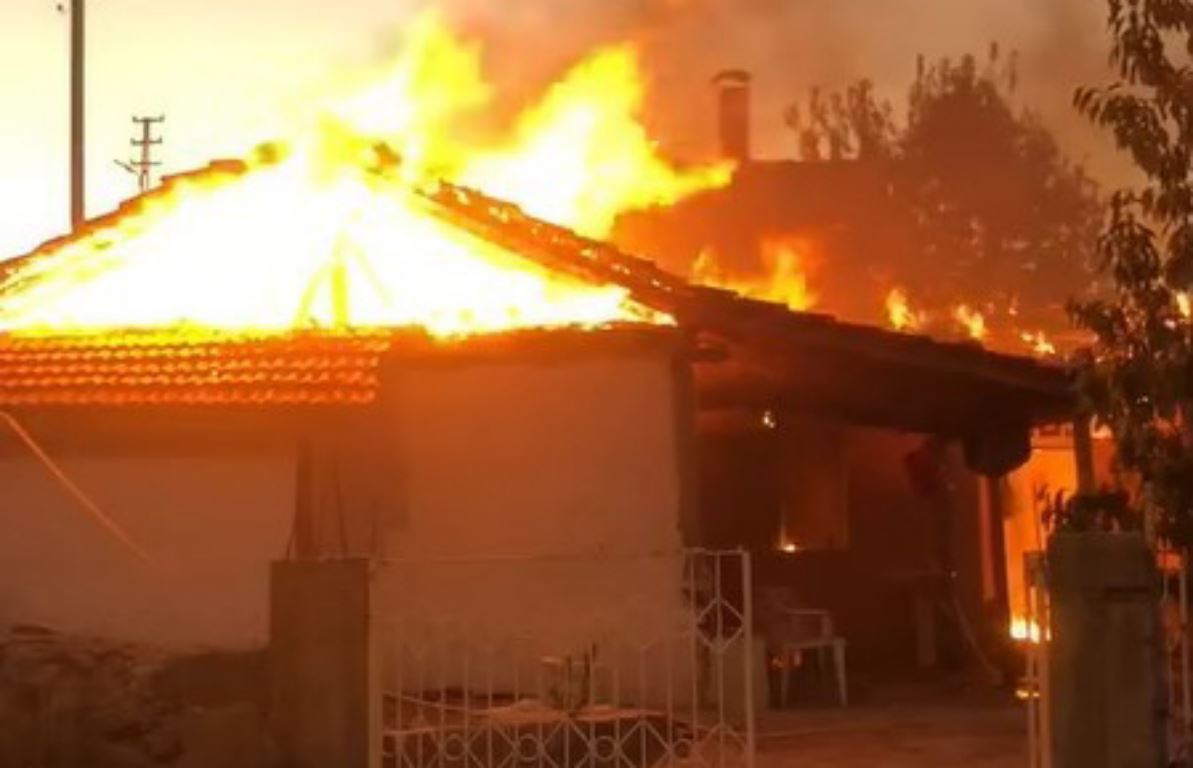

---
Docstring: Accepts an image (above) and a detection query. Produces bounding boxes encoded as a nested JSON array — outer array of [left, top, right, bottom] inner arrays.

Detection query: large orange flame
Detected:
[[0, 13, 730, 338], [461, 46, 732, 239], [692, 239, 817, 312]]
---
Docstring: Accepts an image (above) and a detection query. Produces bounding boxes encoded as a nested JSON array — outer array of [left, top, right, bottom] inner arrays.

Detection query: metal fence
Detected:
[[371, 549, 756, 768]]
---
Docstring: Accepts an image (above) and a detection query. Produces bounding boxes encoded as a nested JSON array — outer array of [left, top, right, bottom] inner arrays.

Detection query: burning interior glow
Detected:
[[1178, 291, 1192, 319], [1010, 617, 1047, 643], [0, 13, 731, 338]]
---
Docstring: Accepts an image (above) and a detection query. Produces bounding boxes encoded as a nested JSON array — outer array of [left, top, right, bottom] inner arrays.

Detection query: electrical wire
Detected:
[[0, 411, 150, 563]]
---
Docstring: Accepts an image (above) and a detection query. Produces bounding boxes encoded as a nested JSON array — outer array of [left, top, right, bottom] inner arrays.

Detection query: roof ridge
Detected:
[[0, 151, 1069, 394], [413, 176, 1070, 387]]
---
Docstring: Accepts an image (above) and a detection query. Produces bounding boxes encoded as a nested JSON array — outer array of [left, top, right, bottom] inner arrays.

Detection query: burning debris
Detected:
[[876, 287, 1060, 356], [885, 288, 924, 332], [952, 304, 987, 342], [1020, 331, 1057, 357]]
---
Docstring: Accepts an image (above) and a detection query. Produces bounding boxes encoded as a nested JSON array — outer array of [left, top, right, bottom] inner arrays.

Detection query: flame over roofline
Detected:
[[0, 138, 671, 335], [0, 148, 1072, 378], [0, 149, 1072, 423], [0, 158, 251, 284]]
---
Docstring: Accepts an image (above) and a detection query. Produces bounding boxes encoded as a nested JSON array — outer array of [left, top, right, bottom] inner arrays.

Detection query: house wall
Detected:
[[0, 446, 296, 649], [381, 352, 684, 561], [0, 338, 690, 656], [366, 347, 690, 672]]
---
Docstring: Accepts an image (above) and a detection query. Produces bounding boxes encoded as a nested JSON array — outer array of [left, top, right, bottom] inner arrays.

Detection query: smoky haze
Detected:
[[425, 0, 1127, 184]]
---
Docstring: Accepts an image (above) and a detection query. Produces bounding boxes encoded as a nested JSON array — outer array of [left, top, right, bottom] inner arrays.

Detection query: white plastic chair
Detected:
[[776, 608, 848, 707]]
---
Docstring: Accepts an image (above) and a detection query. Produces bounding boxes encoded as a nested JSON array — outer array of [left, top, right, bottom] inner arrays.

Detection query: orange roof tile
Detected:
[[0, 333, 386, 406]]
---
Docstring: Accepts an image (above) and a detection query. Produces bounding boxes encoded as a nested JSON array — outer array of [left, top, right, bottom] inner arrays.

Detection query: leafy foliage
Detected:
[[786, 46, 1101, 325], [784, 80, 898, 162], [1070, 0, 1193, 547], [1039, 486, 1137, 534]]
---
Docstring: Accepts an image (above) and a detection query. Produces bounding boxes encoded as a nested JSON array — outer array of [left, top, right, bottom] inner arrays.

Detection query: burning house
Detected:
[[0, 159, 1071, 654], [0, 18, 1084, 767]]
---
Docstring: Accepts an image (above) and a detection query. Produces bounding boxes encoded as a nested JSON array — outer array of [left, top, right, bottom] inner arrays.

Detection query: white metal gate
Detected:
[[372, 550, 755, 768]]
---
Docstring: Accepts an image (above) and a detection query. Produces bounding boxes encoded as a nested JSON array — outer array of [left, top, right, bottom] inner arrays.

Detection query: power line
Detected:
[[115, 116, 165, 194]]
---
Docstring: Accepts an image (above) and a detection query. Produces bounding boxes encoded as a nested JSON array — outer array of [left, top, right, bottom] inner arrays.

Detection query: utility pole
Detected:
[[69, 0, 85, 231], [115, 116, 165, 193]]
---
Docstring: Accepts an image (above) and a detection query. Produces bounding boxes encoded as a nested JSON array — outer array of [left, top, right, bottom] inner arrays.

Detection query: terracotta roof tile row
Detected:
[[0, 388, 377, 407], [0, 334, 386, 406]]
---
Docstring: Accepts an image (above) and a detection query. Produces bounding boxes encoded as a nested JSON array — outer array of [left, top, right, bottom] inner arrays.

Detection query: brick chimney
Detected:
[[712, 69, 752, 164]]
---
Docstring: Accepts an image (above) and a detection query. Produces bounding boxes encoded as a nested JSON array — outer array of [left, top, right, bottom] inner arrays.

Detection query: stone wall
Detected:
[[0, 623, 271, 767]]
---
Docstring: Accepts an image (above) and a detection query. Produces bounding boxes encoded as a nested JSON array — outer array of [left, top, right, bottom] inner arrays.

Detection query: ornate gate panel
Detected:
[[372, 550, 755, 768]]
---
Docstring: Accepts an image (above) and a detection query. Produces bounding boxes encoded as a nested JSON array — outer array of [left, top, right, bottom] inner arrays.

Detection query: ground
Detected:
[[756, 685, 1026, 768], [0, 624, 268, 768]]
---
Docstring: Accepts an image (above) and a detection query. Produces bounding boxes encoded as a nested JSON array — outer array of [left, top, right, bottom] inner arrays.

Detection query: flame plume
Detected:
[[0, 14, 730, 338], [885, 288, 924, 331], [953, 304, 986, 341], [691, 239, 816, 312]]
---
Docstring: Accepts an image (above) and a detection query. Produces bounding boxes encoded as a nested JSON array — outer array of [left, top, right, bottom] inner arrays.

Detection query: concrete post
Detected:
[[269, 558, 377, 768], [1047, 533, 1166, 768]]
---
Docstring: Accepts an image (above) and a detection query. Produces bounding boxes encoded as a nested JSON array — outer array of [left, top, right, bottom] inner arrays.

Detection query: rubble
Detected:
[[0, 623, 271, 767]]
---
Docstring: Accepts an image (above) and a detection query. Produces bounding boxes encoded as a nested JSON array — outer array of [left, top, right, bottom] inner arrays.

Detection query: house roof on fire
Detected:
[[0, 161, 1073, 435]]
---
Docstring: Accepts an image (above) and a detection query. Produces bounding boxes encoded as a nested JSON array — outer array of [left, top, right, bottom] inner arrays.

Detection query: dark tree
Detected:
[[903, 50, 1100, 320], [784, 80, 897, 162], [1070, 0, 1193, 545], [787, 47, 1101, 335]]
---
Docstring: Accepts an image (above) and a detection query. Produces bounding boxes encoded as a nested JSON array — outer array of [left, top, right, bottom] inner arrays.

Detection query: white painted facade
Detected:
[[367, 350, 689, 677], [0, 343, 688, 650], [0, 452, 296, 648]]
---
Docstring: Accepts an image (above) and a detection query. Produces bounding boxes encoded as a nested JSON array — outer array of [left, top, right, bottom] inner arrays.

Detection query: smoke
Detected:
[[399, 0, 1126, 181]]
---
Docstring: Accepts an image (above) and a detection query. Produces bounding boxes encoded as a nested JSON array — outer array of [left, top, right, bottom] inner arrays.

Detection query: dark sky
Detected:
[[0, 0, 1125, 257]]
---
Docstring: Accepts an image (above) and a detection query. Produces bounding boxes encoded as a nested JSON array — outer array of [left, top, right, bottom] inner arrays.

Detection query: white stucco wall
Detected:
[[0, 451, 295, 649], [372, 346, 691, 701], [0, 340, 689, 655], [382, 351, 684, 561]]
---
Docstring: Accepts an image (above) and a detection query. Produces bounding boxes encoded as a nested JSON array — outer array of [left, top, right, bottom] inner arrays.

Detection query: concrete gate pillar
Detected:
[[269, 558, 378, 768], [1048, 532, 1166, 768]]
